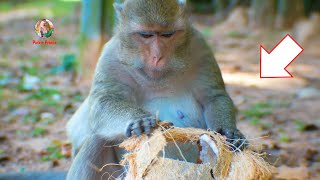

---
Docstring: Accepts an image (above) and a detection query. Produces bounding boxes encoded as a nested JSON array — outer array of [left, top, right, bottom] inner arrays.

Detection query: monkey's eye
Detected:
[[138, 32, 154, 38], [160, 31, 176, 38]]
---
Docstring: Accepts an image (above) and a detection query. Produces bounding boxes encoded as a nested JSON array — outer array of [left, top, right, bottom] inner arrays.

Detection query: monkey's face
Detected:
[[117, 0, 190, 80], [132, 25, 188, 79]]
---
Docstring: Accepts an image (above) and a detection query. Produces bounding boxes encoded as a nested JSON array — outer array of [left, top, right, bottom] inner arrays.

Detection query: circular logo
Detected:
[[34, 19, 54, 38]]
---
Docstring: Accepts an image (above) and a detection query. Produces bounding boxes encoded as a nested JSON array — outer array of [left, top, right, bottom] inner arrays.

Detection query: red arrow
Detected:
[[260, 34, 304, 78]]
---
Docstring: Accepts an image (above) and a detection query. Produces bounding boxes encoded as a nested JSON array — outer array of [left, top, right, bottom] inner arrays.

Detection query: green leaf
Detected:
[[50, 54, 78, 74], [227, 31, 246, 38], [253, 102, 273, 109], [28, 88, 60, 100], [31, 127, 46, 137], [280, 134, 291, 143], [41, 144, 66, 161], [262, 122, 273, 129], [294, 120, 307, 132], [0, 149, 5, 155], [242, 108, 272, 118], [249, 118, 261, 125]]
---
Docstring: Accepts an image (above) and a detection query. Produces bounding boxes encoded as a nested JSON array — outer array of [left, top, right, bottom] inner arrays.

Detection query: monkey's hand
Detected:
[[212, 127, 247, 151], [125, 114, 157, 137]]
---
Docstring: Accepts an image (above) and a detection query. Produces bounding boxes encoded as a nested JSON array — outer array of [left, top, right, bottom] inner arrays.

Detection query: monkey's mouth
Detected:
[[138, 68, 171, 80]]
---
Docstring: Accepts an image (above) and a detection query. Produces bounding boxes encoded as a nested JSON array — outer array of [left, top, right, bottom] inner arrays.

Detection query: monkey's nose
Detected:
[[153, 56, 163, 66]]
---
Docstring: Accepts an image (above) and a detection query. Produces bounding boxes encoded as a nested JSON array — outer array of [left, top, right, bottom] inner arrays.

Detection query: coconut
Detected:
[[119, 123, 273, 180]]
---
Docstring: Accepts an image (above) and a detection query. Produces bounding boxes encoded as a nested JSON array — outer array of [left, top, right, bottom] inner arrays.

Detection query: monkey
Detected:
[[0, 1, 246, 180], [66, 0, 247, 179]]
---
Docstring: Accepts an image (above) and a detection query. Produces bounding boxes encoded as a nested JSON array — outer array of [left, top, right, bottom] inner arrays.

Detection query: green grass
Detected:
[[280, 134, 292, 143], [21, 67, 39, 76], [0, 149, 5, 155], [242, 102, 273, 118], [41, 144, 66, 161], [249, 118, 261, 125], [262, 122, 273, 129], [16, 36, 32, 46], [31, 127, 47, 137], [28, 88, 60, 100], [22, 109, 41, 124], [200, 28, 212, 38], [227, 31, 246, 38], [27, 87, 61, 107], [0, 74, 10, 87], [242, 108, 272, 118], [294, 120, 308, 132], [29, 56, 41, 62], [253, 102, 273, 109], [57, 38, 70, 46], [50, 54, 79, 74], [249, 118, 273, 129]]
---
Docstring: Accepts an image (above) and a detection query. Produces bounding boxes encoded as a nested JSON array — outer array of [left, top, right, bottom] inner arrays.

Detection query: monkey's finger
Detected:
[[234, 131, 248, 149], [232, 138, 241, 147], [214, 127, 223, 134], [167, 122, 174, 126], [231, 133, 240, 144], [150, 117, 156, 128], [225, 131, 235, 141], [133, 127, 142, 136], [143, 120, 151, 135], [234, 139, 245, 150], [225, 131, 239, 151], [132, 121, 143, 136], [126, 123, 134, 137]]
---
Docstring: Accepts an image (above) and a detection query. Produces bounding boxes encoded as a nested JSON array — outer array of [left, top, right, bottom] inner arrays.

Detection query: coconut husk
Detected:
[[119, 124, 273, 180]]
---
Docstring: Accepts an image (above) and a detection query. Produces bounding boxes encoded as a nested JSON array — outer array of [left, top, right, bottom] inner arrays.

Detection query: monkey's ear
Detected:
[[177, 0, 186, 7], [113, 3, 124, 17]]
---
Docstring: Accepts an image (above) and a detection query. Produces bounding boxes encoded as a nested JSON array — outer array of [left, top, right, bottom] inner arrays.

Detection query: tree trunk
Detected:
[[79, 0, 115, 84], [276, 0, 304, 28], [249, 0, 276, 29]]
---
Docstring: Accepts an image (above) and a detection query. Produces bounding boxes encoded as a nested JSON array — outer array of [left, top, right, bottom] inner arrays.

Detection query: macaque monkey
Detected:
[[66, 0, 246, 179]]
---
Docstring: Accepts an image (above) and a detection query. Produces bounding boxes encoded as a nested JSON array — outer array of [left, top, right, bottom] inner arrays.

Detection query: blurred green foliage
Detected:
[[41, 145, 66, 161], [50, 54, 79, 74], [31, 127, 47, 137], [188, 0, 320, 17], [188, 0, 215, 13], [280, 134, 292, 143], [242, 107, 272, 118], [0, 0, 79, 17]]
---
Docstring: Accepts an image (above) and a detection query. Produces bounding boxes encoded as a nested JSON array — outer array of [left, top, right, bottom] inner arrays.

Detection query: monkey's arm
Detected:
[[191, 31, 245, 149], [193, 63, 237, 130], [87, 44, 156, 140], [194, 63, 245, 149], [88, 78, 155, 140]]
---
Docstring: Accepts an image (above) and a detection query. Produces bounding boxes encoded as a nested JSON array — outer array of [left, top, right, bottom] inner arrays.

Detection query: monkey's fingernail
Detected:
[[151, 120, 156, 127], [126, 130, 132, 137], [134, 127, 142, 137], [177, 110, 184, 119]]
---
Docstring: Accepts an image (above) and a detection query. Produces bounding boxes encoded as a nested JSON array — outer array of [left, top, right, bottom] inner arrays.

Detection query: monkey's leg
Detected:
[[67, 135, 124, 180]]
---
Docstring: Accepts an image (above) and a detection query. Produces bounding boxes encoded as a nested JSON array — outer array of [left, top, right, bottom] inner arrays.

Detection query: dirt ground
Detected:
[[0, 3, 319, 180]]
